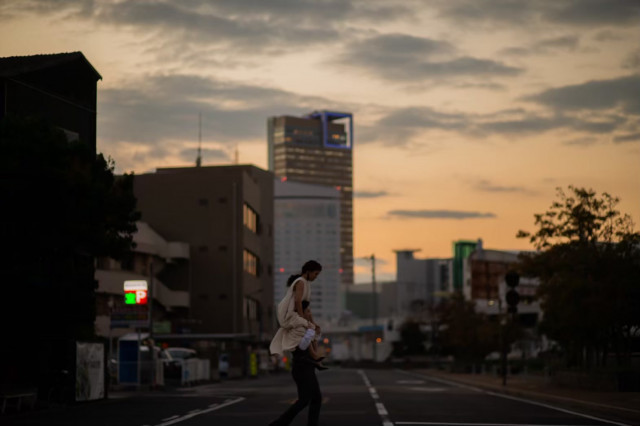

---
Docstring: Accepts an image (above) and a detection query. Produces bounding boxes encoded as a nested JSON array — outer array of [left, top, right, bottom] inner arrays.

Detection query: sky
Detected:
[[1, 0, 639, 284]]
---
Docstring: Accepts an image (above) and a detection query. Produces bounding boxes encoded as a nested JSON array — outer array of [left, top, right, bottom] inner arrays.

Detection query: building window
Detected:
[[243, 203, 258, 233], [243, 249, 259, 276]]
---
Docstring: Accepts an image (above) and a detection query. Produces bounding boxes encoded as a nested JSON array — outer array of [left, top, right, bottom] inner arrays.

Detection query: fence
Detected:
[[180, 359, 210, 385]]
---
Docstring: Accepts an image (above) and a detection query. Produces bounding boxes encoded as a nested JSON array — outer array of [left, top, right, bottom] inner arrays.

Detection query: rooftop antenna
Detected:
[[234, 143, 239, 164], [196, 112, 202, 167]]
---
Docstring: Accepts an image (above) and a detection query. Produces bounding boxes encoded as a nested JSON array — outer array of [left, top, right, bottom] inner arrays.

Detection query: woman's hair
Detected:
[[301, 300, 310, 310], [286, 260, 323, 287]]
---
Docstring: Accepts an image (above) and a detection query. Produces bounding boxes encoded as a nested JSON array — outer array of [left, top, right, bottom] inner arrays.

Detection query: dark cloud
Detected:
[[97, 73, 343, 147], [500, 35, 579, 56], [622, 49, 640, 70], [335, 33, 522, 82], [593, 30, 625, 42], [354, 191, 389, 199], [524, 74, 640, 114], [179, 147, 230, 164], [377, 106, 469, 131], [562, 137, 599, 146], [1, 0, 410, 55], [475, 180, 535, 194], [388, 210, 497, 219], [434, 0, 640, 28], [614, 132, 640, 143]]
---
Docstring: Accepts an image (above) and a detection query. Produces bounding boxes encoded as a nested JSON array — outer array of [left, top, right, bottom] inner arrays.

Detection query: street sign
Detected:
[[124, 280, 148, 305], [110, 306, 149, 328]]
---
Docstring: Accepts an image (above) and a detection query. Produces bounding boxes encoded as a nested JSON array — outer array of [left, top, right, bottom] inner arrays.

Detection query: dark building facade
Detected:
[[0, 52, 102, 153], [134, 165, 275, 340], [267, 111, 354, 286]]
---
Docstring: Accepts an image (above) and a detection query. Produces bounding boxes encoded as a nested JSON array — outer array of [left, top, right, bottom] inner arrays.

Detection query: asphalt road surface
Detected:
[[2, 368, 630, 426]]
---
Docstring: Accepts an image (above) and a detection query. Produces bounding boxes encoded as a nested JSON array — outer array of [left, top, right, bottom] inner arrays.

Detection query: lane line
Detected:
[[153, 397, 245, 426], [395, 370, 630, 426], [358, 369, 394, 426], [394, 422, 599, 425], [160, 415, 179, 421]]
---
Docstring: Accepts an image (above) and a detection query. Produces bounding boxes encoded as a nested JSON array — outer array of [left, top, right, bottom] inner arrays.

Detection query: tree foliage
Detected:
[[436, 292, 509, 365], [0, 115, 139, 340], [517, 186, 640, 369]]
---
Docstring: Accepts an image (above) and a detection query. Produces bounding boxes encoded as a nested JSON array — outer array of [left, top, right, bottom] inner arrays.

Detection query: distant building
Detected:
[[95, 221, 190, 340], [465, 247, 540, 324], [267, 111, 354, 286], [452, 239, 479, 292], [0, 52, 102, 152], [395, 250, 452, 318], [274, 178, 341, 322], [133, 165, 275, 340], [344, 281, 396, 320]]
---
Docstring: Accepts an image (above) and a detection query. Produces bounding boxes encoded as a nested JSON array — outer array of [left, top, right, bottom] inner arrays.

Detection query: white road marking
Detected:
[[160, 415, 179, 421], [395, 370, 631, 426], [376, 402, 389, 415], [407, 386, 447, 392], [153, 397, 245, 426], [358, 369, 394, 426], [395, 422, 602, 425]]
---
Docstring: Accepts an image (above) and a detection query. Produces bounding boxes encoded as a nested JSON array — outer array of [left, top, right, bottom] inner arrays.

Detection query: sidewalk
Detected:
[[415, 369, 640, 425]]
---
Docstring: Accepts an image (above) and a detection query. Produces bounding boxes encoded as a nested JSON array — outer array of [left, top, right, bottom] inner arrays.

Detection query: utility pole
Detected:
[[370, 254, 377, 362], [149, 261, 155, 388]]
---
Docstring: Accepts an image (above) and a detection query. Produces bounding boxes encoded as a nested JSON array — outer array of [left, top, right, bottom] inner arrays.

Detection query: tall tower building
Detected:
[[267, 111, 354, 286], [274, 179, 341, 322]]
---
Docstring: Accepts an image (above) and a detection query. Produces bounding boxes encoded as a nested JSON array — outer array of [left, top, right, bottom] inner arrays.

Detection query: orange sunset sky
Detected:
[[1, 0, 639, 283]]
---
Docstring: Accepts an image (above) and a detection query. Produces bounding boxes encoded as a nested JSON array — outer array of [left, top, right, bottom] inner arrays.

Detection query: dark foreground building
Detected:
[[0, 52, 102, 153], [0, 52, 103, 404]]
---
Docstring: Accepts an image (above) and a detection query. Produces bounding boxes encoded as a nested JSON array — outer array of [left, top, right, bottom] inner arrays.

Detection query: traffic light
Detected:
[[505, 270, 520, 314]]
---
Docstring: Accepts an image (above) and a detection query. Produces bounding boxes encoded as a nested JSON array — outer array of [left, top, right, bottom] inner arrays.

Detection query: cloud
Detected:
[[179, 147, 230, 163], [354, 190, 390, 199], [387, 210, 497, 219], [434, 0, 640, 28], [593, 30, 625, 42], [474, 180, 535, 194], [500, 35, 579, 56], [1, 0, 411, 56], [334, 33, 522, 83], [354, 257, 388, 266], [622, 48, 640, 70], [97, 73, 345, 151], [524, 74, 640, 114], [562, 136, 599, 146], [613, 132, 640, 143]]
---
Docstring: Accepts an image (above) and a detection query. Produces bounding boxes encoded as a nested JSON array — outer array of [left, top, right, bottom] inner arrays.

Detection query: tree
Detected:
[[0, 115, 139, 388], [517, 186, 640, 370], [436, 292, 507, 367], [397, 319, 427, 356]]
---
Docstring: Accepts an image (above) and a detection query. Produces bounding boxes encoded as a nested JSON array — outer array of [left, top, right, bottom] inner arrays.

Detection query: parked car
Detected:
[[164, 347, 197, 361]]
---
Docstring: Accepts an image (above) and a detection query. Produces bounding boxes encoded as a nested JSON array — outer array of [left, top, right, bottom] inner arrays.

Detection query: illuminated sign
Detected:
[[124, 280, 148, 305]]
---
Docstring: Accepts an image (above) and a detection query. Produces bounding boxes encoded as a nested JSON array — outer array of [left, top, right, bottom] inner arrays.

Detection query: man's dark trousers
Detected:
[[270, 354, 321, 426]]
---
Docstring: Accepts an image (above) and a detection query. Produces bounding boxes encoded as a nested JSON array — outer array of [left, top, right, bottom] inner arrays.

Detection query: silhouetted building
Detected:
[[0, 52, 102, 153], [133, 166, 275, 340], [267, 111, 354, 286]]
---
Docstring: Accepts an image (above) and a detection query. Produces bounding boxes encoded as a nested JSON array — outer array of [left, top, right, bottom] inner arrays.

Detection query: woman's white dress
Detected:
[[269, 277, 314, 356]]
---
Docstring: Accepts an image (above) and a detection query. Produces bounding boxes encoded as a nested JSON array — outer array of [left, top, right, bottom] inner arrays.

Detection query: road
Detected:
[[3, 368, 630, 426]]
